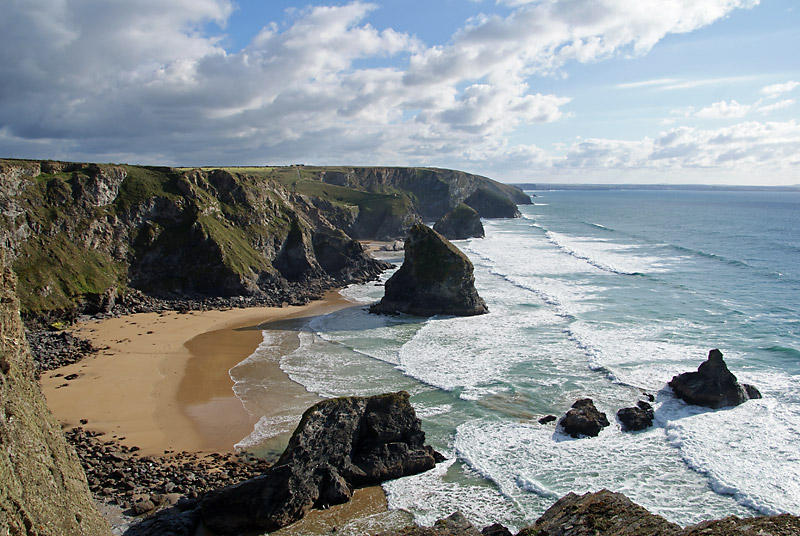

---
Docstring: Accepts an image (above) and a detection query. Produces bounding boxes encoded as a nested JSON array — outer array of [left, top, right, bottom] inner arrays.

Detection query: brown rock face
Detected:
[[669, 349, 762, 409], [0, 259, 110, 535], [520, 490, 681, 536], [370, 224, 488, 317]]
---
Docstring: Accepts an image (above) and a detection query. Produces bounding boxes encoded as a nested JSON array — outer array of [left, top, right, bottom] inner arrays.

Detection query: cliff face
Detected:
[[0, 160, 389, 317], [0, 160, 527, 318], [321, 166, 530, 221], [0, 257, 110, 535]]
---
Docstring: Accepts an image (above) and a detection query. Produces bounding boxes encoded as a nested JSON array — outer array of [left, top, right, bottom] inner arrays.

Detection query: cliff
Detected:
[[0, 160, 526, 319], [0, 256, 110, 535]]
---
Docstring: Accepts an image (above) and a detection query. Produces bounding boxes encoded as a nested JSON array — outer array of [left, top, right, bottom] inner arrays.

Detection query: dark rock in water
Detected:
[[200, 391, 442, 535], [463, 188, 521, 219], [433, 203, 485, 240], [370, 224, 488, 317], [518, 490, 682, 536], [669, 349, 762, 409], [558, 398, 610, 438], [617, 401, 655, 432], [538, 415, 557, 425]]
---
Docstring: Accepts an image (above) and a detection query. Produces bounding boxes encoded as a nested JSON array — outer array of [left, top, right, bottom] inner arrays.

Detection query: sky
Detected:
[[1, 1, 798, 185]]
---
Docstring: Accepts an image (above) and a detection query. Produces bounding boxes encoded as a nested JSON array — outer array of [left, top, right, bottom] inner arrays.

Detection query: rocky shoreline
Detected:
[[64, 427, 272, 518]]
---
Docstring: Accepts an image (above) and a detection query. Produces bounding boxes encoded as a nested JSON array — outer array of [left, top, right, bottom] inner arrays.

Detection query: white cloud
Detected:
[[695, 100, 751, 119], [0, 0, 772, 185], [760, 80, 800, 99]]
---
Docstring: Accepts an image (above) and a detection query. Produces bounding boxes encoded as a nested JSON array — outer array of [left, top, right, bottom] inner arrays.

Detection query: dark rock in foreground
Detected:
[[434, 203, 485, 240], [518, 490, 682, 536], [370, 224, 488, 317], [199, 391, 442, 535], [669, 349, 762, 409], [617, 401, 655, 432], [559, 398, 610, 438]]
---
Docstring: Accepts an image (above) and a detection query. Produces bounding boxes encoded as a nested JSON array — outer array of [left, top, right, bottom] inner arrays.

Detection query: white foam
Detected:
[[383, 458, 525, 531], [234, 414, 299, 450], [663, 395, 800, 516], [454, 418, 752, 526]]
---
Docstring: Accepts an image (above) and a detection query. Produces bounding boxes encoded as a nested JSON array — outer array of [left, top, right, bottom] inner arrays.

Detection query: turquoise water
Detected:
[[232, 189, 800, 532]]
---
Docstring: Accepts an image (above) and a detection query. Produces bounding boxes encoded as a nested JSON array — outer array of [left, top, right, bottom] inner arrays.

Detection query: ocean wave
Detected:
[[545, 231, 647, 276]]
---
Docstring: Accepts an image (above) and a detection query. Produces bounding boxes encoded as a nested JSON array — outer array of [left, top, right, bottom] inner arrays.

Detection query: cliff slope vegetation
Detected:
[[0, 159, 528, 319]]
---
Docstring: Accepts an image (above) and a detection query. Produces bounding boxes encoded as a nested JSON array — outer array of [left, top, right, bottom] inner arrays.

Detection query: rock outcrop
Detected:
[[669, 349, 762, 409], [617, 401, 655, 432], [518, 490, 682, 536], [199, 391, 442, 535], [463, 188, 522, 219], [434, 203, 485, 240], [558, 398, 610, 438], [370, 224, 488, 316], [0, 258, 110, 535]]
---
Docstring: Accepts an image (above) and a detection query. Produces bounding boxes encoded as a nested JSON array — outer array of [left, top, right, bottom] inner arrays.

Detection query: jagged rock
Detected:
[[669, 349, 762, 409], [199, 391, 442, 535], [558, 398, 610, 438], [539, 415, 557, 425], [370, 224, 488, 316], [463, 188, 521, 219], [680, 514, 800, 535], [0, 260, 110, 535], [434, 203, 485, 240], [518, 490, 682, 536], [617, 401, 655, 432]]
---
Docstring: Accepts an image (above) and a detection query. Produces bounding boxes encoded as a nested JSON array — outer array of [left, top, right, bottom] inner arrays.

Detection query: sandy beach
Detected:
[[40, 291, 354, 457]]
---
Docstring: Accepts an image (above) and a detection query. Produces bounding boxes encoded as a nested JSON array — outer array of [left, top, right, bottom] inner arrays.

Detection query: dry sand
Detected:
[[40, 291, 353, 457]]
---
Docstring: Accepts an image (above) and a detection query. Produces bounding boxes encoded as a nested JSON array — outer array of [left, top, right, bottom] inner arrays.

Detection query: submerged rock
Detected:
[[200, 391, 442, 535], [558, 398, 610, 438], [370, 224, 488, 316], [433, 203, 485, 240], [669, 349, 762, 409], [617, 401, 655, 432]]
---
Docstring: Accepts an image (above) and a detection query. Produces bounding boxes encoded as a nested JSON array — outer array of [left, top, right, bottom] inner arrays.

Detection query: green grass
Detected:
[[12, 233, 125, 314]]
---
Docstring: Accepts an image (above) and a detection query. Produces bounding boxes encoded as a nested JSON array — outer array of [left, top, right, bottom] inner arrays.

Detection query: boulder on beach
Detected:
[[617, 401, 655, 432], [669, 349, 762, 409], [199, 391, 442, 535], [370, 223, 488, 317], [558, 398, 610, 438], [433, 203, 485, 240]]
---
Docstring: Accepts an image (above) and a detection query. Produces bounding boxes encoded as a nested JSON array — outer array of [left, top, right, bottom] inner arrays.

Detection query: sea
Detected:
[[230, 188, 800, 533]]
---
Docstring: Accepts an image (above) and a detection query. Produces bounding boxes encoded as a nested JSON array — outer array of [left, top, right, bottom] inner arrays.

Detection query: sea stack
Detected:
[[669, 349, 762, 409], [370, 223, 488, 316]]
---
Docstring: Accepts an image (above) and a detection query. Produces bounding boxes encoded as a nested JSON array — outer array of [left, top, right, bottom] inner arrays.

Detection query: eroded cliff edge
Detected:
[[0, 257, 110, 535]]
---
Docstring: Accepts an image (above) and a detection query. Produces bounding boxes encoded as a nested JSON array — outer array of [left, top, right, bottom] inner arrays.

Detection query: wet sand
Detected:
[[40, 291, 353, 456]]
